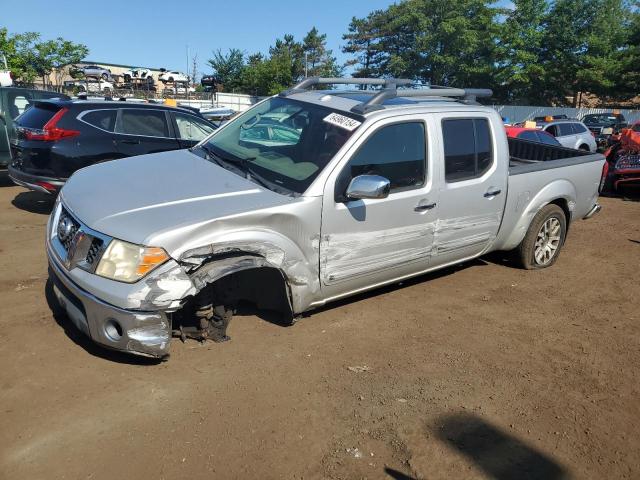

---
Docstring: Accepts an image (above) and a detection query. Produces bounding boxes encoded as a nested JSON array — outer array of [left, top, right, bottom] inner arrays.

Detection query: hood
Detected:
[[61, 149, 292, 249]]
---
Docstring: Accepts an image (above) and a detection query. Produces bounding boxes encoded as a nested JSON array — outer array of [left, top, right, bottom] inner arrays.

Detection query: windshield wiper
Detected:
[[201, 146, 276, 191], [193, 144, 225, 168], [194, 144, 294, 195]]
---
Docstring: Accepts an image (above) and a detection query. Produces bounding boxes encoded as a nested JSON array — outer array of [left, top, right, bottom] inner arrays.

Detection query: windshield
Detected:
[[200, 97, 362, 194], [583, 114, 619, 124]]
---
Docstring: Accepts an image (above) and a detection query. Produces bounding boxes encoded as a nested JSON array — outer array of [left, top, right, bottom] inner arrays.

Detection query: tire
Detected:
[[517, 204, 567, 270], [101, 73, 108, 80], [168, 77, 174, 83], [578, 144, 590, 151], [123, 74, 131, 82]]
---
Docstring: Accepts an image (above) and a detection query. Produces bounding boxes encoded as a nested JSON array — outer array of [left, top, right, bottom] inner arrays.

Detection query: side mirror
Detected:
[[345, 174, 391, 200]]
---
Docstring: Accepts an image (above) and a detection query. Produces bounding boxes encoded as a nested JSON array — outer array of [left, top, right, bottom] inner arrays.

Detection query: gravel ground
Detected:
[[0, 173, 639, 480]]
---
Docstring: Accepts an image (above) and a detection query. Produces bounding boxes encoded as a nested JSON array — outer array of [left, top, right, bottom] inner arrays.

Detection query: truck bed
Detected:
[[508, 137, 604, 175]]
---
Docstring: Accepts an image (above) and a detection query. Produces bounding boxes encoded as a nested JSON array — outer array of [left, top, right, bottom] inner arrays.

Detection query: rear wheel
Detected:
[[517, 204, 567, 269], [579, 144, 590, 151], [101, 73, 108, 80]]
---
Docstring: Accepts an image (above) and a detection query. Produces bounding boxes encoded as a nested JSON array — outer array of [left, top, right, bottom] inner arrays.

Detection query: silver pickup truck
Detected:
[[46, 78, 604, 358]]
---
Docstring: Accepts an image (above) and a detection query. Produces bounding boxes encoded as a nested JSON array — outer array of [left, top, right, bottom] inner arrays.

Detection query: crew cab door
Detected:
[[114, 108, 180, 156], [320, 116, 438, 297], [430, 113, 507, 267]]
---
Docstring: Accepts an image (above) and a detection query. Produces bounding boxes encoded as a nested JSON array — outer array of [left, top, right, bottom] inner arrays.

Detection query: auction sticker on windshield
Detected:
[[323, 113, 362, 131]]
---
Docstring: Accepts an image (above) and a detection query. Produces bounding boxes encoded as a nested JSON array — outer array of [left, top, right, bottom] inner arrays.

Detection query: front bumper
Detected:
[[47, 243, 172, 358], [8, 164, 66, 194]]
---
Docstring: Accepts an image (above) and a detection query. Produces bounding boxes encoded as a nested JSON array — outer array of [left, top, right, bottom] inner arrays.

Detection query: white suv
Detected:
[[123, 68, 153, 83], [159, 71, 189, 83], [0, 55, 12, 87], [537, 120, 597, 152]]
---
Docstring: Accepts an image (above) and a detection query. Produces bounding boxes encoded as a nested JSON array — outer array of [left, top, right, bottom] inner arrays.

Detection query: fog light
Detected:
[[104, 319, 123, 341]]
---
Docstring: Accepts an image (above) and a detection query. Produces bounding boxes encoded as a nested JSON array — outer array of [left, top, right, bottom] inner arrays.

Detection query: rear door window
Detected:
[[82, 110, 117, 132], [117, 109, 169, 137], [15, 104, 60, 128], [442, 118, 493, 182], [518, 131, 539, 142], [557, 123, 574, 136], [174, 113, 215, 141], [544, 125, 558, 137], [572, 123, 587, 133], [536, 132, 560, 146]]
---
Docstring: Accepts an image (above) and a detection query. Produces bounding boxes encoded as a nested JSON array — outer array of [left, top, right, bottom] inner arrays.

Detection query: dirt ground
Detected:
[[0, 172, 638, 480]]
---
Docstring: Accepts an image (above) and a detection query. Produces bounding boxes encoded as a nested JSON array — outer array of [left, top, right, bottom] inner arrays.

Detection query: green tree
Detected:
[[302, 27, 340, 78], [0, 29, 87, 87], [618, 5, 640, 98], [540, 0, 631, 105], [207, 48, 245, 92], [341, 0, 504, 90], [342, 11, 389, 81], [269, 34, 305, 83], [494, 0, 550, 103]]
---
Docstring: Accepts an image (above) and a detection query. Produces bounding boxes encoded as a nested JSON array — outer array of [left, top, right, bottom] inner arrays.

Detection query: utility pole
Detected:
[[305, 52, 308, 78]]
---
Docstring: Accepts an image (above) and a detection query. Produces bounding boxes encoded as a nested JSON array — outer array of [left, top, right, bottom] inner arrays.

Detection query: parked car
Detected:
[[78, 65, 112, 80], [533, 114, 568, 122], [505, 126, 562, 146], [0, 54, 12, 87], [199, 107, 236, 126], [200, 74, 219, 92], [8, 99, 216, 193], [76, 80, 114, 94], [122, 68, 153, 83], [581, 112, 627, 148], [535, 119, 597, 152], [159, 71, 189, 83], [601, 121, 640, 192], [44, 77, 604, 358], [0, 70, 11, 87], [0, 87, 69, 167]]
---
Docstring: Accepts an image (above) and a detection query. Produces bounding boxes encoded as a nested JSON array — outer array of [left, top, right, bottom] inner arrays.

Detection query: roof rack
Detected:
[[279, 77, 492, 114]]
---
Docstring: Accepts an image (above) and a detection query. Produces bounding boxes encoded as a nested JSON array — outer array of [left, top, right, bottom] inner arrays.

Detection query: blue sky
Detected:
[[4, 0, 397, 76]]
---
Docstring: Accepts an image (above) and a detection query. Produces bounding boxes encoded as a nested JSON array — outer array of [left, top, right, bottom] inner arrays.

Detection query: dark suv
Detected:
[[8, 100, 216, 193], [581, 112, 627, 148], [0, 87, 69, 167]]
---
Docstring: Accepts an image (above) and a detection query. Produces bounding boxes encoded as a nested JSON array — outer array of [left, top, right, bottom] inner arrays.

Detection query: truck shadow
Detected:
[[0, 170, 14, 187], [44, 279, 162, 365], [432, 413, 569, 480], [12, 190, 56, 215]]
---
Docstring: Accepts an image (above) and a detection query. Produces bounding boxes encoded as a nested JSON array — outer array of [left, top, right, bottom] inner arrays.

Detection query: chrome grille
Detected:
[[85, 238, 104, 265], [52, 203, 111, 272], [57, 207, 81, 252]]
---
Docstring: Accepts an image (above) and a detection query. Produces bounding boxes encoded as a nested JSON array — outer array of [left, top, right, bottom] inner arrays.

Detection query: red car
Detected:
[[505, 126, 562, 146], [603, 122, 640, 191]]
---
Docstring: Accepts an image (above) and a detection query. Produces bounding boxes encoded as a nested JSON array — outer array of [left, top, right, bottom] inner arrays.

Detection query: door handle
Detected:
[[484, 189, 502, 197], [121, 139, 141, 145], [414, 202, 436, 211]]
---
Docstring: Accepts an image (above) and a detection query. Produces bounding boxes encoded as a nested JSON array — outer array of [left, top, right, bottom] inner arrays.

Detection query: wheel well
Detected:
[[181, 266, 294, 325], [578, 144, 589, 151], [548, 198, 571, 233]]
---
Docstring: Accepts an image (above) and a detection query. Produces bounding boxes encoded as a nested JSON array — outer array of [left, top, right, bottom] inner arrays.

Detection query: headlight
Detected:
[[95, 239, 169, 283]]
